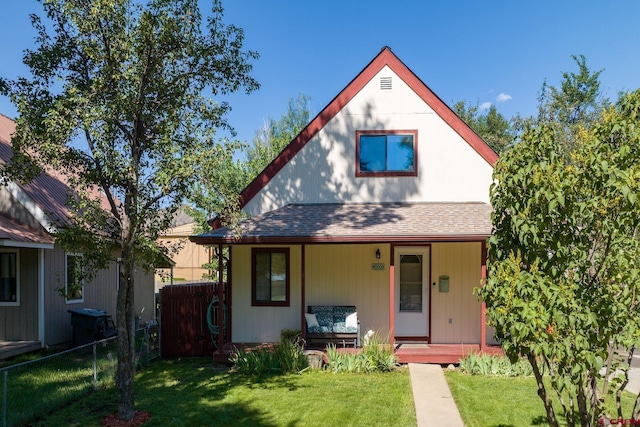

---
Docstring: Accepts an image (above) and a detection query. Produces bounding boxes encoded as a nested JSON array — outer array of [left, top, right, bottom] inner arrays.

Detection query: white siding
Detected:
[[305, 244, 390, 337], [244, 66, 494, 216], [430, 242, 482, 344], [230, 242, 487, 344], [231, 245, 302, 343], [231, 244, 391, 343]]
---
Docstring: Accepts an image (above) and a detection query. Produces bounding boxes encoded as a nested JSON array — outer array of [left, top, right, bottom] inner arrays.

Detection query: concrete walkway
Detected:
[[408, 363, 464, 427]]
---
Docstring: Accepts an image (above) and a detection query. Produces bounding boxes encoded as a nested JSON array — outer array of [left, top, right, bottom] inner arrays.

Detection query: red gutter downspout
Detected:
[[480, 240, 487, 351], [217, 244, 224, 351], [301, 244, 306, 344]]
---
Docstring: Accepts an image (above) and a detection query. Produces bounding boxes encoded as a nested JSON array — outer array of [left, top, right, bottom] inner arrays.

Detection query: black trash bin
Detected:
[[68, 308, 110, 346]]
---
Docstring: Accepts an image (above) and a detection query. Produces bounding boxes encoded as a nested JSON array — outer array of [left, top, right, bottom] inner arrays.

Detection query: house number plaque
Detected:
[[371, 263, 385, 271]]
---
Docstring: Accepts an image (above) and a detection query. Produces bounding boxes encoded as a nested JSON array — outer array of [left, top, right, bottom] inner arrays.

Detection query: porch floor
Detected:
[[0, 340, 41, 360], [213, 342, 503, 365]]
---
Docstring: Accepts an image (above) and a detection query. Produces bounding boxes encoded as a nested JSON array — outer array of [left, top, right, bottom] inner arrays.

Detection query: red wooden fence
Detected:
[[160, 282, 228, 357]]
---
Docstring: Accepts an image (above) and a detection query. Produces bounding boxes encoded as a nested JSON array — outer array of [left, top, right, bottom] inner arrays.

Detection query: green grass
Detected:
[[33, 358, 416, 426], [1, 341, 118, 426], [445, 370, 637, 427]]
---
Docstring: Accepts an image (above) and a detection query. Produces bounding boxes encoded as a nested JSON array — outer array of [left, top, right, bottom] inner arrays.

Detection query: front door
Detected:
[[394, 247, 430, 339]]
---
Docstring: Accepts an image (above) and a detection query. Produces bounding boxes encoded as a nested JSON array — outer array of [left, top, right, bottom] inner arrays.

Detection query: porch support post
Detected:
[[389, 245, 395, 346], [38, 248, 45, 348], [480, 240, 487, 351], [217, 244, 224, 351], [301, 244, 306, 344]]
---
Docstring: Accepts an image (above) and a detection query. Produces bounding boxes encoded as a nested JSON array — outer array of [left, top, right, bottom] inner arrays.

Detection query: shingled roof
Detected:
[[192, 202, 492, 244]]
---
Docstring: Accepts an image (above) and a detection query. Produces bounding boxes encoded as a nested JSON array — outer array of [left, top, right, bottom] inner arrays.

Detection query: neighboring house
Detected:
[[191, 47, 497, 351], [155, 206, 211, 290], [0, 113, 155, 359]]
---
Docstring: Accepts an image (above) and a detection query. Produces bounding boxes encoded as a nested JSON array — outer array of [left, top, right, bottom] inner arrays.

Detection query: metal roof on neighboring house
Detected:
[[0, 113, 75, 228], [0, 213, 55, 247], [191, 202, 493, 244]]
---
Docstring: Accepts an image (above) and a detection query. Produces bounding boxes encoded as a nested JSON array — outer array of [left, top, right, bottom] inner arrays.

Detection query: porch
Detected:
[[0, 340, 41, 360], [213, 342, 503, 365], [193, 203, 494, 353]]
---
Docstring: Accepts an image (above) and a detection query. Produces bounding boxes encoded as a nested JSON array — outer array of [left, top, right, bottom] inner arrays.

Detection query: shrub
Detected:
[[458, 353, 533, 377], [277, 335, 308, 374], [231, 332, 307, 375], [325, 332, 397, 373], [326, 345, 373, 373], [280, 328, 302, 344]]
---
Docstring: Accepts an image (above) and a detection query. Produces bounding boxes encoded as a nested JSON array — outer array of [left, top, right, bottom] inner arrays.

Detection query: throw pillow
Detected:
[[345, 312, 358, 329], [305, 313, 319, 328]]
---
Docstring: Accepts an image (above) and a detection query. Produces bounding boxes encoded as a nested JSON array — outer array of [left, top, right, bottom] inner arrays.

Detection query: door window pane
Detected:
[[399, 254, 422, 312]]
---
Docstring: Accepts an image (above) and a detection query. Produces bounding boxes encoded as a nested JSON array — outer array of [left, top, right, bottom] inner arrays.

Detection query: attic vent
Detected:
[[380, 76, 392, 90]]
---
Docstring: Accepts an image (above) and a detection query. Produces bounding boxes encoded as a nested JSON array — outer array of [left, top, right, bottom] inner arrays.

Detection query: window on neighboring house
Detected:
[[252, 248, 290, 306], [66, 253, 84, 304], [0, 251, 19, 306], [356, 130, 418, 177]]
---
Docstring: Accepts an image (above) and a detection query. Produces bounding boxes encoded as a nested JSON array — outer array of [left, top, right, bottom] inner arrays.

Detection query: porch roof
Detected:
[[191, 202, 492, 244], [0, 213, 55, 248]]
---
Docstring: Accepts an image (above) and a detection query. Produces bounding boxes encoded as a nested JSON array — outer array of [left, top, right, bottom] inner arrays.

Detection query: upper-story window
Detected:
[[356, 130, 418, 177]]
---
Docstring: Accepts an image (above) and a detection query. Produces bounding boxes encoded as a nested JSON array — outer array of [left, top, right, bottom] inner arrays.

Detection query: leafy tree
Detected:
[[185, 94, 310, 278], [1, 0, 257, 421], [479, 89, 640, 426], [246, 93, 311, 178], [514, 55, 608, 155], [186, 138, 250, 235], [453, 100, 513, 154], [187, 93, 310, 235]]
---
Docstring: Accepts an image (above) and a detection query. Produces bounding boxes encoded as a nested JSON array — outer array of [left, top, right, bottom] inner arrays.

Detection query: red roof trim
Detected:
[[238, 47, 497, 211], [190, 234, 490, 245]]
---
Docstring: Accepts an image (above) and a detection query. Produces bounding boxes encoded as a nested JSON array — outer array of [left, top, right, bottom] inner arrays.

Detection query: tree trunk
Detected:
[[115, 249, 136, 421], [528, 354, 560, 427]]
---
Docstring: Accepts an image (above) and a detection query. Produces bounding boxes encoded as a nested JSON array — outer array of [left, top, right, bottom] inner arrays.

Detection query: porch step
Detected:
[[395, 344, 503, 364]]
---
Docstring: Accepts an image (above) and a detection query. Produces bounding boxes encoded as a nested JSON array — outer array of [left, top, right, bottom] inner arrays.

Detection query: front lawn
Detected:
[[34, 358, 416, 426], [445, 370, 637, 427]]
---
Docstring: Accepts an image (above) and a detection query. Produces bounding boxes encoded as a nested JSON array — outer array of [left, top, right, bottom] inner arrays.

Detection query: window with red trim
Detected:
[[356, 130, 418, 177], [252, 248, 290, 306]]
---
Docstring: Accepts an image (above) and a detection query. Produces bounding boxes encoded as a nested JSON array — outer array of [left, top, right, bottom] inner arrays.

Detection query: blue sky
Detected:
[[1, 1, 639, 145]]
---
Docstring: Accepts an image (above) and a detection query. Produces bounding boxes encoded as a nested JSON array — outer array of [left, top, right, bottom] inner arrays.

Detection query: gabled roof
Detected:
[[237, 47, 498, 212], [193, 202, 492, 244]]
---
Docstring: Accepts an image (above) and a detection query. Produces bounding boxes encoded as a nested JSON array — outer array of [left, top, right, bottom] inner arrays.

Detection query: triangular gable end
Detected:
[[238, 46, 497, 214]]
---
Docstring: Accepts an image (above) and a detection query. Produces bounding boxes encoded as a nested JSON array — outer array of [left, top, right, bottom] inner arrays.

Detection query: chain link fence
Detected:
[[1, 323, 160, 427]]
